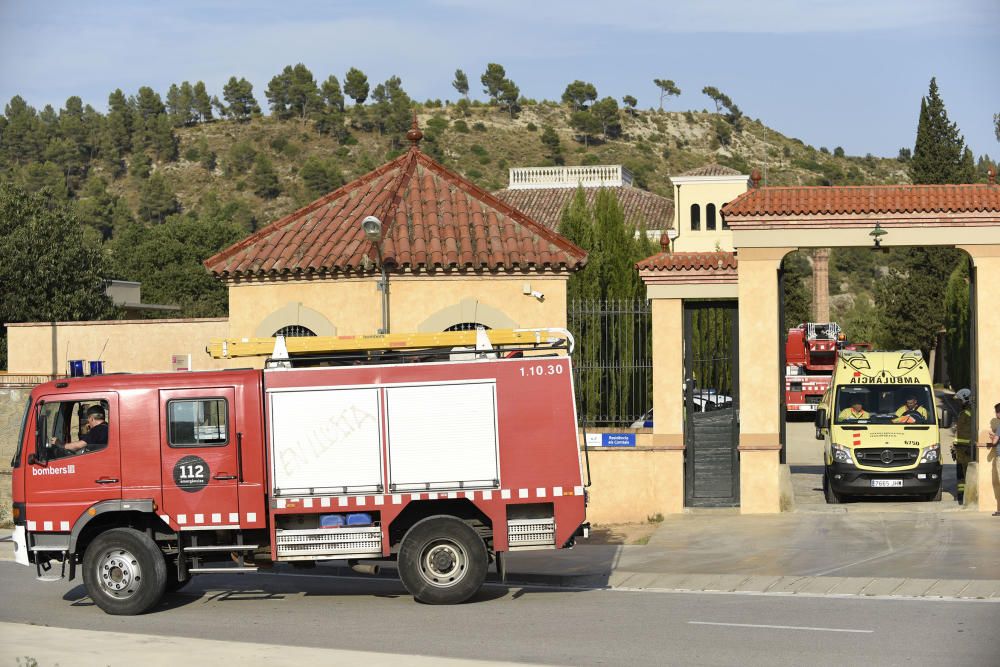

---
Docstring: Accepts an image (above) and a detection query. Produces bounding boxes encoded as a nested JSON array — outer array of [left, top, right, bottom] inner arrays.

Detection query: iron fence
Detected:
[[568, 298, 652, 427]]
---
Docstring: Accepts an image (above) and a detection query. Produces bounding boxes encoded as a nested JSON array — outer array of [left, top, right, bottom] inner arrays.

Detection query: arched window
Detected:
[[445, 322, 491, 332], [690, 204, 701, 231], [273, 325, 316, 338], [721, 203, 730, 229], [706, 203, 717, 231]]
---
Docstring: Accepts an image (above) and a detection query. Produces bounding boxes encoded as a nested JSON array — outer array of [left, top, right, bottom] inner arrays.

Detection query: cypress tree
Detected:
[[911, 78, 974, 184]]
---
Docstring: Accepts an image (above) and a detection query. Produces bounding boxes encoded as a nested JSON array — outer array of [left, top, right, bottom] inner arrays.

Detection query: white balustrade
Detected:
[[507, 165, 633, 190]]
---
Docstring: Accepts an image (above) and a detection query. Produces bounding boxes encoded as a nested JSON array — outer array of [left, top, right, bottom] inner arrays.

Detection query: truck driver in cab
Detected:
[[51, 405, 108, 453]]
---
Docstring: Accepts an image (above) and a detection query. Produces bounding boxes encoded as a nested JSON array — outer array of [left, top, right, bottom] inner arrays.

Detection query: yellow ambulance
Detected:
[[815, 350, 942, 503]]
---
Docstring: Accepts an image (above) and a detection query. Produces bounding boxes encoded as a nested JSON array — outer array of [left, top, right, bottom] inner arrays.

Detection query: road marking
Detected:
[[688, 621, 872, 633]]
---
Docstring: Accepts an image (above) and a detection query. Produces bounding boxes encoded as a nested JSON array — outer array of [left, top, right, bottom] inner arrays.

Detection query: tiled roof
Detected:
[[205, 147, 587, 278], [493, 186, 673, 232], [724, 184, 1000, 218], [636, 251, 737, 272], [675, 164, 744, 178]]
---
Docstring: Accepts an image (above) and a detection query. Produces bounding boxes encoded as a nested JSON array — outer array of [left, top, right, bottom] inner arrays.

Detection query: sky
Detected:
[[1, 0, 998, 159]]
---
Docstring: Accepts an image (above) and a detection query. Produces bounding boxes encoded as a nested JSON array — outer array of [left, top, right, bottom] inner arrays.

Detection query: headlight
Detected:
[[832, 443, 853, 464], [920, 444, 940, 463]]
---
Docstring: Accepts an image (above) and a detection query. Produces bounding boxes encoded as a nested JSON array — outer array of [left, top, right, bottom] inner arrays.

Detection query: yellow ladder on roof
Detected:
[[206, 327, 574, 359]]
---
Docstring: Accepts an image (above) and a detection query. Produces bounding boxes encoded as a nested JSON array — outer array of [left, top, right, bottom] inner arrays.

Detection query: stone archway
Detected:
[[642, 179, 1000, 514], [417, 297, 518, 333], [253, 302, 337, 338]]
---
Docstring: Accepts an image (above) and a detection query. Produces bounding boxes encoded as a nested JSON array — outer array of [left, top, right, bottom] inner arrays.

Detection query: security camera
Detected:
[[361, 215, 382, 241], [531, 290, 545, 301]]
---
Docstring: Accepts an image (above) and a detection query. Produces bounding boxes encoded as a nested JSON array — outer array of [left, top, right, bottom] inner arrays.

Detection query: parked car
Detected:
[[630, 391, 733, 428]]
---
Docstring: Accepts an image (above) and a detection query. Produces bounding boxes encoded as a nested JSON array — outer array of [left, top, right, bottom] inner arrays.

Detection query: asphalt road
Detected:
[[1, 562, 996, 666]]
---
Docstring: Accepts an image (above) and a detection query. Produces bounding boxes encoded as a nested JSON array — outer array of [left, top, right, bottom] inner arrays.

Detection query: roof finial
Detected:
[[989, 166, 996, 185], [406, 112, 423, 148], [659, 231, 671, 252], [750, 169, 762, 188]]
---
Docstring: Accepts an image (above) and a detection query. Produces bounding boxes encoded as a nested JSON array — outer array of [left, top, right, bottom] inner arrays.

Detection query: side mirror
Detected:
[[814, 409, 828, 440], [940, 410, 953, 429]]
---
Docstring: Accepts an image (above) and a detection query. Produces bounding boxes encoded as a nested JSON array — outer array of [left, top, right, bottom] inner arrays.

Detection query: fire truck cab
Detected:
[[10, 328, 588, 615]]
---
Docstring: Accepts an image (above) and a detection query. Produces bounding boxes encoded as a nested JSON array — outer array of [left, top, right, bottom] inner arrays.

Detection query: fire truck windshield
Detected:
[[835, 385, 935, 425]]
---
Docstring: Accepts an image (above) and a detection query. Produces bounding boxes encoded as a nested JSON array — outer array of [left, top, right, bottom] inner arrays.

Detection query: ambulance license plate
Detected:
[[871, 479, 903, 488]]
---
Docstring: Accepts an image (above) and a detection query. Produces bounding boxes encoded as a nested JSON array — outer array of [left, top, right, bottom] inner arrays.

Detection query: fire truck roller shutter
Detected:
[[386, 381, 500, 491], [268, 387, 384, 495]]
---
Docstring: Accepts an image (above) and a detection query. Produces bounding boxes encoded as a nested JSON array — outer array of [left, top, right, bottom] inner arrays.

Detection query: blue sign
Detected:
[[602, 433, 636, 448]]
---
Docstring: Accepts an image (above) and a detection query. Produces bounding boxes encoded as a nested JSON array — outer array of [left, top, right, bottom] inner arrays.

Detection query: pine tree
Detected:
[[137, 171, 179, 223], [653, 79, 681, 111], [911, 78, 974, 184], [103, 89, 132, 173], [344, 67, 370, 105], [266, 66, 293, 119], [221, 77, 260, 122], [480, 63, 507, 103], [540, 126, 563, 165], [943, 258, 971, 389], [2, 95, 42, 164], [0, 183, 115, 366], [562, 80, 598, 111], [251, 153, 280, 199], [192, 81, 213, 122], [262, 63, 319, 121], [452, 69, 469, 99], [591, 97, 621, 140]]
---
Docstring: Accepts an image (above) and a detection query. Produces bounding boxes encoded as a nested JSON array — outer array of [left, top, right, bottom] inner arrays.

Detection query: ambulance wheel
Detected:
[[398, 516, 488, 605], [83, 528, 167, 615], [823, 473, 842, 504]]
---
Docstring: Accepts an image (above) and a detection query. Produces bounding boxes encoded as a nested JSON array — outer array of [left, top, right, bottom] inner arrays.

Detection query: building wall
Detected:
[[227, 274, 569, 343], [6, 318, 230, 374], [671, 179, 748, 253]]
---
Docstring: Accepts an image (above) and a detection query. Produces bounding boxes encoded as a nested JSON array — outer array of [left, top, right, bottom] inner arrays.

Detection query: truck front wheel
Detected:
[[398, 516, 487, 605], [83, 528, 167, 615]]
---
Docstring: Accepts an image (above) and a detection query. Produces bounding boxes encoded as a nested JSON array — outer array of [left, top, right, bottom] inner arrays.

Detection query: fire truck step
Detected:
[[184, 544, 259, 552], [187, 566, 259, 573]]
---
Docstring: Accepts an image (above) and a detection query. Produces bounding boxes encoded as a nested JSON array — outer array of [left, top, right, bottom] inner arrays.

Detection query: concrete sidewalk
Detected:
[[503, 509, 1000, 600], [4, 509, 1000, 601]]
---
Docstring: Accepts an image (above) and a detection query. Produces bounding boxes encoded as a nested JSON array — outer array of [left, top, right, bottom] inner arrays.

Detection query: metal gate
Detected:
[[684, 301, 740, 507]]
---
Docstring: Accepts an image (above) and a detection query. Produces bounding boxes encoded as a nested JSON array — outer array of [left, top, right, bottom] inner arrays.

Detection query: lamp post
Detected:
[[362, 215, 390, 334]]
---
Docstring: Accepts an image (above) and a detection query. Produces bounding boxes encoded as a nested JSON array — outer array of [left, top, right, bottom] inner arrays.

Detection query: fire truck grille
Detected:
[[507, 518, 556, 547], [854, 447, 919, 468], [275, 527, 382, 557]]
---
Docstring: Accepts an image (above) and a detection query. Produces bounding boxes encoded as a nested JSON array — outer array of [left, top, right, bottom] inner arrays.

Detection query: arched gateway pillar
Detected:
[[960, 245, 1000, 513], [735, 247, 794, 513]]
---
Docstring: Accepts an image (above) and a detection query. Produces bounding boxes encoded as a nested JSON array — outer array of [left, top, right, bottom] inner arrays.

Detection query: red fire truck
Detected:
[[784, 322, 843, 415], [9, 328, 588, 615]]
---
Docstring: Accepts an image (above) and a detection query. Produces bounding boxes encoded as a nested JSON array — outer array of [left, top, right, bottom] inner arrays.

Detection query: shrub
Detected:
[[452, 119, 469, 133], [472, 121, 487, 132], [526, 122, 537, 131]]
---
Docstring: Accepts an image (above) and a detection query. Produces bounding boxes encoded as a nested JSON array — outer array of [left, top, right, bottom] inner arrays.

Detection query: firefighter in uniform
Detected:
[[952, 388, 973, 500]]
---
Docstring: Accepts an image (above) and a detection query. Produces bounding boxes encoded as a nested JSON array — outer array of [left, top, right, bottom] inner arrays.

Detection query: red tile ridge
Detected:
[[412, 151, 587, 266]]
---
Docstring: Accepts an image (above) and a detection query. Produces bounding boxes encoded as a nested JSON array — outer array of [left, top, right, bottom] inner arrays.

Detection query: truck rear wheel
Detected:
[[83, 528, 167, 615], [823, 472, 842, 504], [398, 516, 487, 605]]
